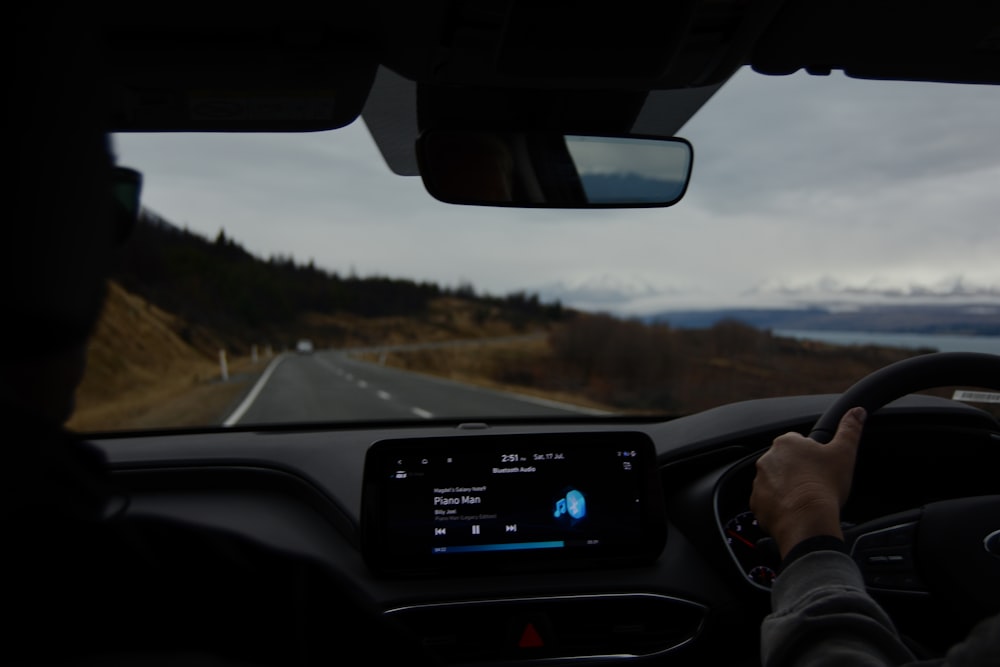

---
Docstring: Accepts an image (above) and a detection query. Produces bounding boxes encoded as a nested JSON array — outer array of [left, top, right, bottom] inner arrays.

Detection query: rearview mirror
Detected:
[[416, 131, 693, 208]]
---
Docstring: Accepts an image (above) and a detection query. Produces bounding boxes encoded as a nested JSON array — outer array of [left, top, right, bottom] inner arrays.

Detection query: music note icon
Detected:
[[553, 498, 567, 518]]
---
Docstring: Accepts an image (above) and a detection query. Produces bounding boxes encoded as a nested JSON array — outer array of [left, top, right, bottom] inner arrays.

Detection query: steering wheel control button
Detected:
[[851, 522, 928, 594]]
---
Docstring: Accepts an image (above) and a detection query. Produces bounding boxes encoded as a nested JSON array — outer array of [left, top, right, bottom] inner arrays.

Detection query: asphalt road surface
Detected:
[[225, 350, 605, 426]]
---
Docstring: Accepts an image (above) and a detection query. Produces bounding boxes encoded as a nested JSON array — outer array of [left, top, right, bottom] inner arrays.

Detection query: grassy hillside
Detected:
[[67, 281, 266, 431]]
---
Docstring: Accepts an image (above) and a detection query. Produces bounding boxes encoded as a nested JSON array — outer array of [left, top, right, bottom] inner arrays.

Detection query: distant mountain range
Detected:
[[579, 172, 685, 204], [644, 304, 1000, 336], [533, 273, 1000, 336]]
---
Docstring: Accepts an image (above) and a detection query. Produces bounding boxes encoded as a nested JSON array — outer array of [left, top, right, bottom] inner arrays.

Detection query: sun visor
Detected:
[[105, 32, 378, 132]]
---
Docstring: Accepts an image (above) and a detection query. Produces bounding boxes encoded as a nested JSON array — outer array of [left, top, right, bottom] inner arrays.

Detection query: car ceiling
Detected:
[[99, 1, 999, 153]]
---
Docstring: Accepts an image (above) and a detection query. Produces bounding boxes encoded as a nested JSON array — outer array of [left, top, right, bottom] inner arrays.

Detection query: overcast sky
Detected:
[[113, 67, 1000, 314]]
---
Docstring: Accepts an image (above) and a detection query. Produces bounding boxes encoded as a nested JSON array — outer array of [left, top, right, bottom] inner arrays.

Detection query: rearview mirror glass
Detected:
[[416, 131, 693, 208]]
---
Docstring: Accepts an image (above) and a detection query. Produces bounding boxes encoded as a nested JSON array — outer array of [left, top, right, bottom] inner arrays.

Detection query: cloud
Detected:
[[680, 70, 1000, 216], [113, 68, 1000, 313]]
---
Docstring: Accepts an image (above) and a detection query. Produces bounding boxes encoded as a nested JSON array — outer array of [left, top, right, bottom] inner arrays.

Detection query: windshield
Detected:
[[70, 69, 1000, 432]]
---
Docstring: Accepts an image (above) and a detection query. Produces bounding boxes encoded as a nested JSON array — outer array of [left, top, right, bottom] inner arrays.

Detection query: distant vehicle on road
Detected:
[[295, 339, 314, 354]]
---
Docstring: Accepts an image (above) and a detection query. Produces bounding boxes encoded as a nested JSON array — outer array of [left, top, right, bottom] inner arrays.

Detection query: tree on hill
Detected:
[[114, 210, 561, 341]]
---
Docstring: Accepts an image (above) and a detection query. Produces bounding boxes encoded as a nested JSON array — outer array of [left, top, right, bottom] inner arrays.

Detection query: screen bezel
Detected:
[[361, 431, 667, 577]]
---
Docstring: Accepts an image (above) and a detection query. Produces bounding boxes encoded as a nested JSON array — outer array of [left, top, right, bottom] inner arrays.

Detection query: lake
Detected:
[[773, 329, 1000, 355]]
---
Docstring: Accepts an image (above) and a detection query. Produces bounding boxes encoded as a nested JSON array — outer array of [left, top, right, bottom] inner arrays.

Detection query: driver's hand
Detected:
[[750, 407, 866, 559]]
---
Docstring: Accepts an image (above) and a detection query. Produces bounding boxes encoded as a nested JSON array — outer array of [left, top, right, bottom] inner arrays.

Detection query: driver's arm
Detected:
[[751, 408, 1000, 666], [750, 408, 920, 666]]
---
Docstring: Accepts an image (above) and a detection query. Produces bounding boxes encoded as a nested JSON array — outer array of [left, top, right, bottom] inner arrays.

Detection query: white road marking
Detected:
[[222, 354, 286, 427], [315, 356, 345, 376], [411, 407, 433, 419], [357, 380, 368, 388], [377, 390, 392, 400]]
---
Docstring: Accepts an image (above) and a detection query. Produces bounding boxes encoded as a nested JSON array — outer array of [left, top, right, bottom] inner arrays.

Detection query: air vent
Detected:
[[386, 593, 706, 663]]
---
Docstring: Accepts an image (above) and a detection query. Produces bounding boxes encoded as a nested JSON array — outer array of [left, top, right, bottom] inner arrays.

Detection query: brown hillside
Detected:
[[67, 281, 257, 432], [295, 297, 543, 349]]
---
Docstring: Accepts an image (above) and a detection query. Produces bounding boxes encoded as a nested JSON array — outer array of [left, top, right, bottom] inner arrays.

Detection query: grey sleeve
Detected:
[[761, 549, 920, 667]]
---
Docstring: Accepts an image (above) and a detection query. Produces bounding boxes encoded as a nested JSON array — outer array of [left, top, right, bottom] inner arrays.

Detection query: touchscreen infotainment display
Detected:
[[361, 432, 666, 575]]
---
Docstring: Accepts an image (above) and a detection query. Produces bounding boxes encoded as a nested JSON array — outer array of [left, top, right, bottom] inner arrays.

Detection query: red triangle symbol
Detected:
[[519, 623, 544, 648]]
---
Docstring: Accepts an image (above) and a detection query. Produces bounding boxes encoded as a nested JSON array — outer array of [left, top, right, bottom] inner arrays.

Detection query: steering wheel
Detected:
[[808, 351, 1000, 624], [810, 351, 1000, 443]]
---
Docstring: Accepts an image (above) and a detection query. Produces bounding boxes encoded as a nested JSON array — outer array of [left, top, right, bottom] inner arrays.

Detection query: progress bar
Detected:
[[433, 541, 565, 554]]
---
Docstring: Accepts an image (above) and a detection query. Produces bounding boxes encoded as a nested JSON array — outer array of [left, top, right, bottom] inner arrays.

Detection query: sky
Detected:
[[113, 67, 1000, 315]]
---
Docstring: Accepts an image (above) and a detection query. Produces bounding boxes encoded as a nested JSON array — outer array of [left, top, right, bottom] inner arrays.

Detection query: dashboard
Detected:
[[96, 393, 1000, 665]]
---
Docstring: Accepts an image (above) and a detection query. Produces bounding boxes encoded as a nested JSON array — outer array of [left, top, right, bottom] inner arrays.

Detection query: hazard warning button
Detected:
[[508, 613, 553, 652], [517, 622, 545, 649]]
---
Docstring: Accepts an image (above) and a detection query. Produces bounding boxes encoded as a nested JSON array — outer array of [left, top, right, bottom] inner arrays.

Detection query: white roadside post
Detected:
[[251, 345, 258, 364], [219, 349, 229, 382]]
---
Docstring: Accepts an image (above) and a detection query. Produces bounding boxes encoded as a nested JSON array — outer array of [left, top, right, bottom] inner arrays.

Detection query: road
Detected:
[[224, 350, 605, 426]]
